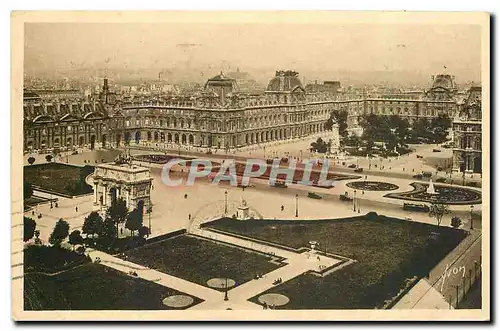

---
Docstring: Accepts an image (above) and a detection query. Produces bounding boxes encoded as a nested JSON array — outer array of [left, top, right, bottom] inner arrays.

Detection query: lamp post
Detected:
[[147, 206, 153, 237], [295, 194, 299, 217], [353, 189, 357, 212], [470, 205, 474, 230], [224, 190, 228, 215], [224, 265, 229, 301]]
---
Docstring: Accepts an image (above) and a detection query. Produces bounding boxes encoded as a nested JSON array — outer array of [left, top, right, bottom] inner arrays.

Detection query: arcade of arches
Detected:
[[112, 122, 329, 149]]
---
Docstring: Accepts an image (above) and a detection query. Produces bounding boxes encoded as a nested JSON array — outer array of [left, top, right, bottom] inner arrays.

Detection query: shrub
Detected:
[[366, 212, 378, 220], [450, 216, 462, 228], [435, 177, 447, 183], [465, 181, 479, 188]]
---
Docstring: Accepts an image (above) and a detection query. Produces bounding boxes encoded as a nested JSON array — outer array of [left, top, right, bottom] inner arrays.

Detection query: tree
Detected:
[[49, 218, 69, 246], [68, 230, 84, 249], [45, 155, 53, 163], [100, 217, 118, 243], [325, 110, 348, 139], [106, 198, 128, 237], [24, 181, 34, 200], [138, 226, 150, 238], [82, 211, 103, 239], [310, 137, 331, 154], [451, 216, 462, 229], [23, 217, 36, 242], [429, 203, 451, 226], [27, 156, 36, 165], [125, 208, 143, 237], [344, 133, 362, 148], [34, 230, 41, 245]]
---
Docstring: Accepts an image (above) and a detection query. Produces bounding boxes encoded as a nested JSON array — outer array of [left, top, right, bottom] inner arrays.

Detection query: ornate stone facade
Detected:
[[92, 160, 153, 211], [452, 86, 482, 173], [23, 72, 464, 153]]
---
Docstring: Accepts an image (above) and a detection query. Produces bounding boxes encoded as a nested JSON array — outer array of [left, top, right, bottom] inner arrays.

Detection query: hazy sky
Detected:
[[24, 23, 481, 82]]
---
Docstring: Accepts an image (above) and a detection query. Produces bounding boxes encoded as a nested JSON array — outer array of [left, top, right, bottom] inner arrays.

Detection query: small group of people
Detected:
[[272, 278, 283, 285], [262, 302, 276, 310], [253, 273, 264, 280]]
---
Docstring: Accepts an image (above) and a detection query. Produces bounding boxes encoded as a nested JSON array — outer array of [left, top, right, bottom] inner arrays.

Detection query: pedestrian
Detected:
[[281, 205, 284, 212], [75, 206, 78, 212]]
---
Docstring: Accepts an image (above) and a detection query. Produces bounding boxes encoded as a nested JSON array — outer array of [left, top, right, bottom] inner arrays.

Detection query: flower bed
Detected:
[[346, 181, 399, 191], [384, 182, 481, 205]]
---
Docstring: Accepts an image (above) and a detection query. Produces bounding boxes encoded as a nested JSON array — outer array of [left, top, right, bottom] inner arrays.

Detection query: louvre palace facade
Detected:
[[23, 71, 480, 171]]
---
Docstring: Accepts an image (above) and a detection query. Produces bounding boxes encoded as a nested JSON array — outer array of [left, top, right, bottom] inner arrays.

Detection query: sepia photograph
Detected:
[[11, 11, 490, 321]]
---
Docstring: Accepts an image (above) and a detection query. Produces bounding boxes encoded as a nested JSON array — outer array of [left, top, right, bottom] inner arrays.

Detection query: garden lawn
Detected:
[[24, 163, 94, 197], [24, 263, 201, 310], [124, 234, 280, 290], [206, 216, 466, 309]]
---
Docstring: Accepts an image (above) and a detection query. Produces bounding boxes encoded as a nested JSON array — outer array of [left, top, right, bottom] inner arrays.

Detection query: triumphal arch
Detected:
[[92, 154, 153, 212]]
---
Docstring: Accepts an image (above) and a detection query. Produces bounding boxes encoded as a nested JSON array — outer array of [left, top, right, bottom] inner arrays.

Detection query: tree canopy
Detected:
[[49, 218, 69, 246], [24, 181, 34, 200], [68, 230, 84, 247], [82, 211, 103, 238], [310, 137, 331, 154], [126, 208, 143, 236], [24, 216, 36, 242], [429, 203, 451, 226]]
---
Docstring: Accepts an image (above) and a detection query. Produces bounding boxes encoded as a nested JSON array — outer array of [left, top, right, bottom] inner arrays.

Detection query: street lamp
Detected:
[[224, 265, 229, 301], [224, 190, 228, 214], [147, 206, 153, 237], [353, 190, 357, 212], [470, 205, 474, 230], [295, 194, 299, 217]]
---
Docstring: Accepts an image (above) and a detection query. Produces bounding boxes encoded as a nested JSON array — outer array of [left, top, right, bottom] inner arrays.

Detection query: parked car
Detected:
[[435, 177, 447, 183], [348, 164, 357, 168], [354, 167, 364, 173], [422, 171, 432, 177], [416, 155, 423, 159], [307, 192, 322, 199], [412, 174, 423, 179], [432, 149, 441, 153], [403, 203, 430, 212], [270, 180, 288, 188], [339, 194, 353, 202], [237, 183, 255, 189]]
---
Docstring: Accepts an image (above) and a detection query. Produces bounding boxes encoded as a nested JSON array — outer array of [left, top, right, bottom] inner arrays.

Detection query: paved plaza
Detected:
[[16, 141, 483, 310]]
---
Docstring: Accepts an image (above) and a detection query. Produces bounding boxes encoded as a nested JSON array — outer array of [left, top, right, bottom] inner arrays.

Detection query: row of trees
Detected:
[[23, 198, 149, 251], [325, 111, 452, 153], [82, 198, 149, 244], [27, 154, 55, 166], [358, 113, 452, 146]]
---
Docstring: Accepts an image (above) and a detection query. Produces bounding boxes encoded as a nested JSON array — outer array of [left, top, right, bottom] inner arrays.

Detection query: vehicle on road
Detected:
[[432, 149, 442, 152], [270, 179, 288, 188], [412, 174, 423, 179], [354, 167, 364, 173], [348, 164, 357, 168], [403, 203, 430, 212], [307, 192, 322, 199], [339, 194, 353, 202]]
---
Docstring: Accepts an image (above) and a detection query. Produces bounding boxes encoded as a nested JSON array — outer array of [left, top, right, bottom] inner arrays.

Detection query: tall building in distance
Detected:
[[452, 86, 482, 173], [23, 69, 480, 171]]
